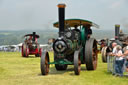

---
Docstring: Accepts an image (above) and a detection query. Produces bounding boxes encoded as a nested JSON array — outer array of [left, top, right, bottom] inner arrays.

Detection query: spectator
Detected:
[[114, 45, 124, 76], [108, 42, 117, 75], [109, 43, 125, 76], [109, 42, 117, 56], [123, 46, 128, 72]]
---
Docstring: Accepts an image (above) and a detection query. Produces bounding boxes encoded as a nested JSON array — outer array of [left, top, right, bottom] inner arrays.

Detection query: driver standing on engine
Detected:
[[74, 25, 80, 32], [83, 24, 92, 39], [87, 25, 92, 39], [28, 36, 32, 44]]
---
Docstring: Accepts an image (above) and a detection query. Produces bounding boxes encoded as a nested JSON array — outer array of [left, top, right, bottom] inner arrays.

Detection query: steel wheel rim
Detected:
[[92, 43, 97, 70], [78, 55, 81, 73], [92, 47, 98, 70], [45, 55, 49, 74]]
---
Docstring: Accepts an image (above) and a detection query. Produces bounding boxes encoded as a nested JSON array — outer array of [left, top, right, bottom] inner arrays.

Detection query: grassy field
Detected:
[[0, 52, 128, 85]]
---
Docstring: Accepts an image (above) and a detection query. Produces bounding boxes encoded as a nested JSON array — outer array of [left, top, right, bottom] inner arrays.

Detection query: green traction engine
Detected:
[[40, 4, 99, 75]]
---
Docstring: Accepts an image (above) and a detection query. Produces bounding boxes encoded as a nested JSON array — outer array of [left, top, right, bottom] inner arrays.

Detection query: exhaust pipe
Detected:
[[57, 4, 66, 37], [115, 24, 120, 40], [32, 32, 36, 41]]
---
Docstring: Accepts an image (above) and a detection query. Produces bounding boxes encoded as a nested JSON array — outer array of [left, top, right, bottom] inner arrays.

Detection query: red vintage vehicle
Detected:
[[21, 32, 42, 57]]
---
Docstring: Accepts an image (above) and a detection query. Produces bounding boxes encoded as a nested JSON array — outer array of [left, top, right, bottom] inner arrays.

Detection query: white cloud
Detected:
[[120, 17, 128, 29], [109, 0, 125, 9]]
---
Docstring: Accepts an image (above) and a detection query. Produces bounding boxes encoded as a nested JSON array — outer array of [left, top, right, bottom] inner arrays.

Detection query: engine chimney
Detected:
[[33, 32, 36, 41], [115, 24, 120, 40], [57, 4, 66, 37]]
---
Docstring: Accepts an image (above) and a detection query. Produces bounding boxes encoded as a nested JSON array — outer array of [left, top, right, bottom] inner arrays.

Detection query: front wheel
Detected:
[[22, 43, 29, 57], [74, 51, 81, 75], [40, 51, 50, 75]]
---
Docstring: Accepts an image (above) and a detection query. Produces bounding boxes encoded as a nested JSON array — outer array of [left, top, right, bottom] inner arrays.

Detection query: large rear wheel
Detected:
[[101, 46, 107, 63], [40, 51, 50, 75], [101, 46, 112, 63], [85, 38, 98, 70]]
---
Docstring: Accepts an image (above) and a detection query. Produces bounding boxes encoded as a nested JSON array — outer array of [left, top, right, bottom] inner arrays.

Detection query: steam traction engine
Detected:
[[22, 32, 42, 57], [40, 4, 99, 75], [101, 24, 128, 62]]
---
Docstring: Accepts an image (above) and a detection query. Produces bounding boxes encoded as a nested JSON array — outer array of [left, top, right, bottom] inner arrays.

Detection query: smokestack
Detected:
[[33, 32, 36, 41], [57, 4, 66, 37], [115, 24, 120, 40]]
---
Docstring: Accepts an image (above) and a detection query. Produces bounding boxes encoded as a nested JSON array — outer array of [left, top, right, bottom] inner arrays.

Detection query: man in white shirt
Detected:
[[108, 42, 117, 75], [112, 43, 117, 53], [109, 42, 117, 56]]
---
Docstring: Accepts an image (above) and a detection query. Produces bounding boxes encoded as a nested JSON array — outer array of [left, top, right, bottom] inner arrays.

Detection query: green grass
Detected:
[[0, 52, 128, 85]]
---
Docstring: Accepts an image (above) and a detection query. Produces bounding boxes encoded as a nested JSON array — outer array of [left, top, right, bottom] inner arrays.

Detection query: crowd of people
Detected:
[[109, 42, 128, 77]]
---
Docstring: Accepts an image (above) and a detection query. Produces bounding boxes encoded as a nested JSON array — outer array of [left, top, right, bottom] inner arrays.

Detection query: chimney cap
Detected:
[[115, 24, 120, 27], [58, 4, 66, 8]]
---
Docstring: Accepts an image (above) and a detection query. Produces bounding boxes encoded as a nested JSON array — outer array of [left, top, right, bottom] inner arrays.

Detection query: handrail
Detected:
[[107, 56, 116, 74], [107, 56, 127, 76]]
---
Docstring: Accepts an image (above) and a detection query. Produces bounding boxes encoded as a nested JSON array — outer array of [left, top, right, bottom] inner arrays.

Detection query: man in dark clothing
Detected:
[[83, 24, 92, 39], [87, 28, 92, 38]]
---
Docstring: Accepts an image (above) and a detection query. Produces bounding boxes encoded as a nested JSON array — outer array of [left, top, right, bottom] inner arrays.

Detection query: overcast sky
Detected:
[[0, 0, 128, 31]]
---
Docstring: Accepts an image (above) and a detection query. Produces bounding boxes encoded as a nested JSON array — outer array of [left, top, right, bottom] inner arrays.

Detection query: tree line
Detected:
[[0, 31, 58, 45]]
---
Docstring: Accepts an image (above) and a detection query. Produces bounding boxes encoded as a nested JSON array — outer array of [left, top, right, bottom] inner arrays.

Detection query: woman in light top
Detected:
[[114, 45, 124, 76]]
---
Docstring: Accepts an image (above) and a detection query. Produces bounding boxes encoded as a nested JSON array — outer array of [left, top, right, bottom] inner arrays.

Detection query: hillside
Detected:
[[0, 30, 58, 45], [0, 29, 127, 45]]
